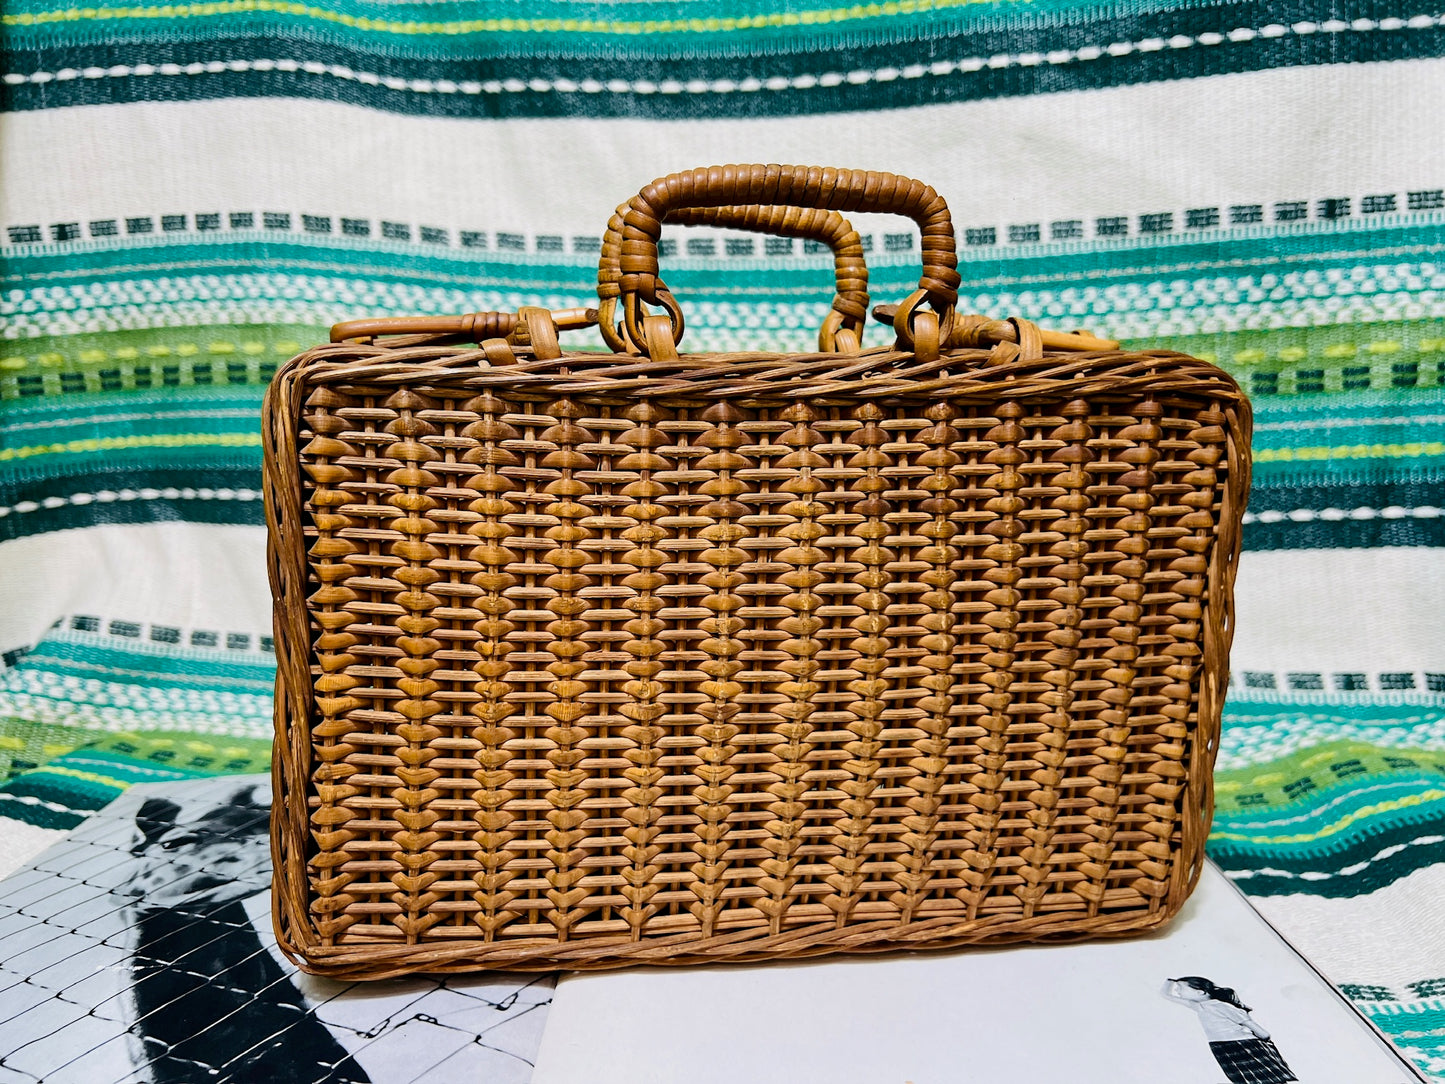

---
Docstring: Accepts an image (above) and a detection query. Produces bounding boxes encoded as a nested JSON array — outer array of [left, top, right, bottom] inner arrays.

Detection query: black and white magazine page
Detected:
[[1, 777, 1422, 1084], [0, 777, 552, 1084], [533, 862, 1424, 1084]]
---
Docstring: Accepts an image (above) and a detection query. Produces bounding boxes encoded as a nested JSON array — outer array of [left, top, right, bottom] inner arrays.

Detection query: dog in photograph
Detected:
[[126, 782, 370, 1083]]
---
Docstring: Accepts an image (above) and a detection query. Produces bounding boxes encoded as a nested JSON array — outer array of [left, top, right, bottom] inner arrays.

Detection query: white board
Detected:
[[534, 864, 1422, 1084]]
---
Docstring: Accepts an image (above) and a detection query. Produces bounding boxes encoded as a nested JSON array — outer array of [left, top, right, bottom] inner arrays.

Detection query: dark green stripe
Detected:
[[0, 772, 124, 812], [1, 443, 260, 498], [0, 466, 261, 541], [5, 5, 1444, 118], [1212, 819, 1445, 898], [0, 796, 84, 831], [1246, 477, 1445, 550], [0, 455, 1439, 551]]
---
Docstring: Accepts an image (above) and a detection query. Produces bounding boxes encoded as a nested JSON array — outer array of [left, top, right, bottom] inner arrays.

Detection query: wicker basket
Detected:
[[264, 164, 1251, 980]]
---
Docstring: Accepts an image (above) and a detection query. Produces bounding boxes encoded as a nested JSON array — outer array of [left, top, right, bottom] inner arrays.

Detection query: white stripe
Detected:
[[1242, 506, 1444, 525], [5, 61, 1445, 243], [5, 261, 1445, 344], [0, 792, 74, 815], [1245, 862, 1445, 990], [0, 820, 66, 880], [4, 17, 1442, 94], [1231, 547, 1445, 681], [0, 688, 271, 739], [0, 524, 270, 660], [0, 487, 260, 518]]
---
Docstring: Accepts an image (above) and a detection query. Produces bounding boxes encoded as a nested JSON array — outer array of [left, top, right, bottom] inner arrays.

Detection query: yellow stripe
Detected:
[[40, 764, 134, 790], [4, 0, 1001, 34], [1209, 788, 1445, 844], [1253, 441, 1445, 463], [0, 431, 260, 461]]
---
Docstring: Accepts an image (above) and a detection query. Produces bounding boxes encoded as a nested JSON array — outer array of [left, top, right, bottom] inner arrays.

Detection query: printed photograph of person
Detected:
[[1163, 975, 1299, 1084], [0, 777, 551, 1083], [125, 785, 370, 1082]]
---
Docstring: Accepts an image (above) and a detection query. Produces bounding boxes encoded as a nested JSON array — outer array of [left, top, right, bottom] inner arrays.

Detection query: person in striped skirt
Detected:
[[1163, 976, 1298, 1083]]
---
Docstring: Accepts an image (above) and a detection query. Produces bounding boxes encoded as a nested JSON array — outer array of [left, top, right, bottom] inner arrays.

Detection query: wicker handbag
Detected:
[[264, 164, 1251, 980]]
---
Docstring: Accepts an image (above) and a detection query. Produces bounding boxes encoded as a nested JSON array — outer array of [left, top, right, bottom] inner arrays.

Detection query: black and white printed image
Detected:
[[125, 784, 370, 1082], [1163, 976, 1299, 1084], [0, 777, 552, 1084]]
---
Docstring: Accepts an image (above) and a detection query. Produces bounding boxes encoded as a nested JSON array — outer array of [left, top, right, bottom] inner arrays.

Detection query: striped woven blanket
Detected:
[[2, 2, 1443, 1077]]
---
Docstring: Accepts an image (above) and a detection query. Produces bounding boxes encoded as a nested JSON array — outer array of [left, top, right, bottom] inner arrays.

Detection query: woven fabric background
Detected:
[[2, 2, 1443, 1076]]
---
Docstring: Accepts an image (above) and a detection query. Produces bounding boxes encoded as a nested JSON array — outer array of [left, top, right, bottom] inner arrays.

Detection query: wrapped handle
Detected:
[[599, 203, 871, 353], [597, 164, 961, 358]]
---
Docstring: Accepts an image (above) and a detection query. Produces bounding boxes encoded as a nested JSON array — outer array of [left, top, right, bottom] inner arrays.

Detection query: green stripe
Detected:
[[1213, 780, 1445, 846], [0, 720, 92, 783], [0, 327, 309, 399], [8, 319, 1445, 406], [64, 732, 272, 775], [1215, 742, 1445, 813]]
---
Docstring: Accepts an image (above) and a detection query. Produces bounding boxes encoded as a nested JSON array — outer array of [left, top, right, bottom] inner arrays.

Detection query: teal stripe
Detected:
[[6, 4, 1444, 121], [1212, 806, 1445, 865], [1226, 700, 1445, 725], [8, 217, 1445, 290], [1, 771, 129, 811], [1362, 1003, 1445, 1084], [1, 389, 265, 430], [16, 639, 275, 691], [3, 0, 1066, 53]]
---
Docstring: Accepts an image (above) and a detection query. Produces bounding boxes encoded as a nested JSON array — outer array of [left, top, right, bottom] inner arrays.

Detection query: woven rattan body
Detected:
[[266, 340, 1250, 980]]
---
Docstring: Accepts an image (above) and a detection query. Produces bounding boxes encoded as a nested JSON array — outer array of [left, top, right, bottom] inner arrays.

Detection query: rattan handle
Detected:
[[599, 203, 870, 353], [598, 164, 961, 357]]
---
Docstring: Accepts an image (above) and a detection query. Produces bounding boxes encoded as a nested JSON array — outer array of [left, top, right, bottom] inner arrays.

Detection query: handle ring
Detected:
[[620, 290, 686, 355]]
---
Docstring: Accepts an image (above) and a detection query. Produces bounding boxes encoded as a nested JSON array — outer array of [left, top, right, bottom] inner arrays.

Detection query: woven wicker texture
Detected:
[[265, 165, 1251, 980]]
